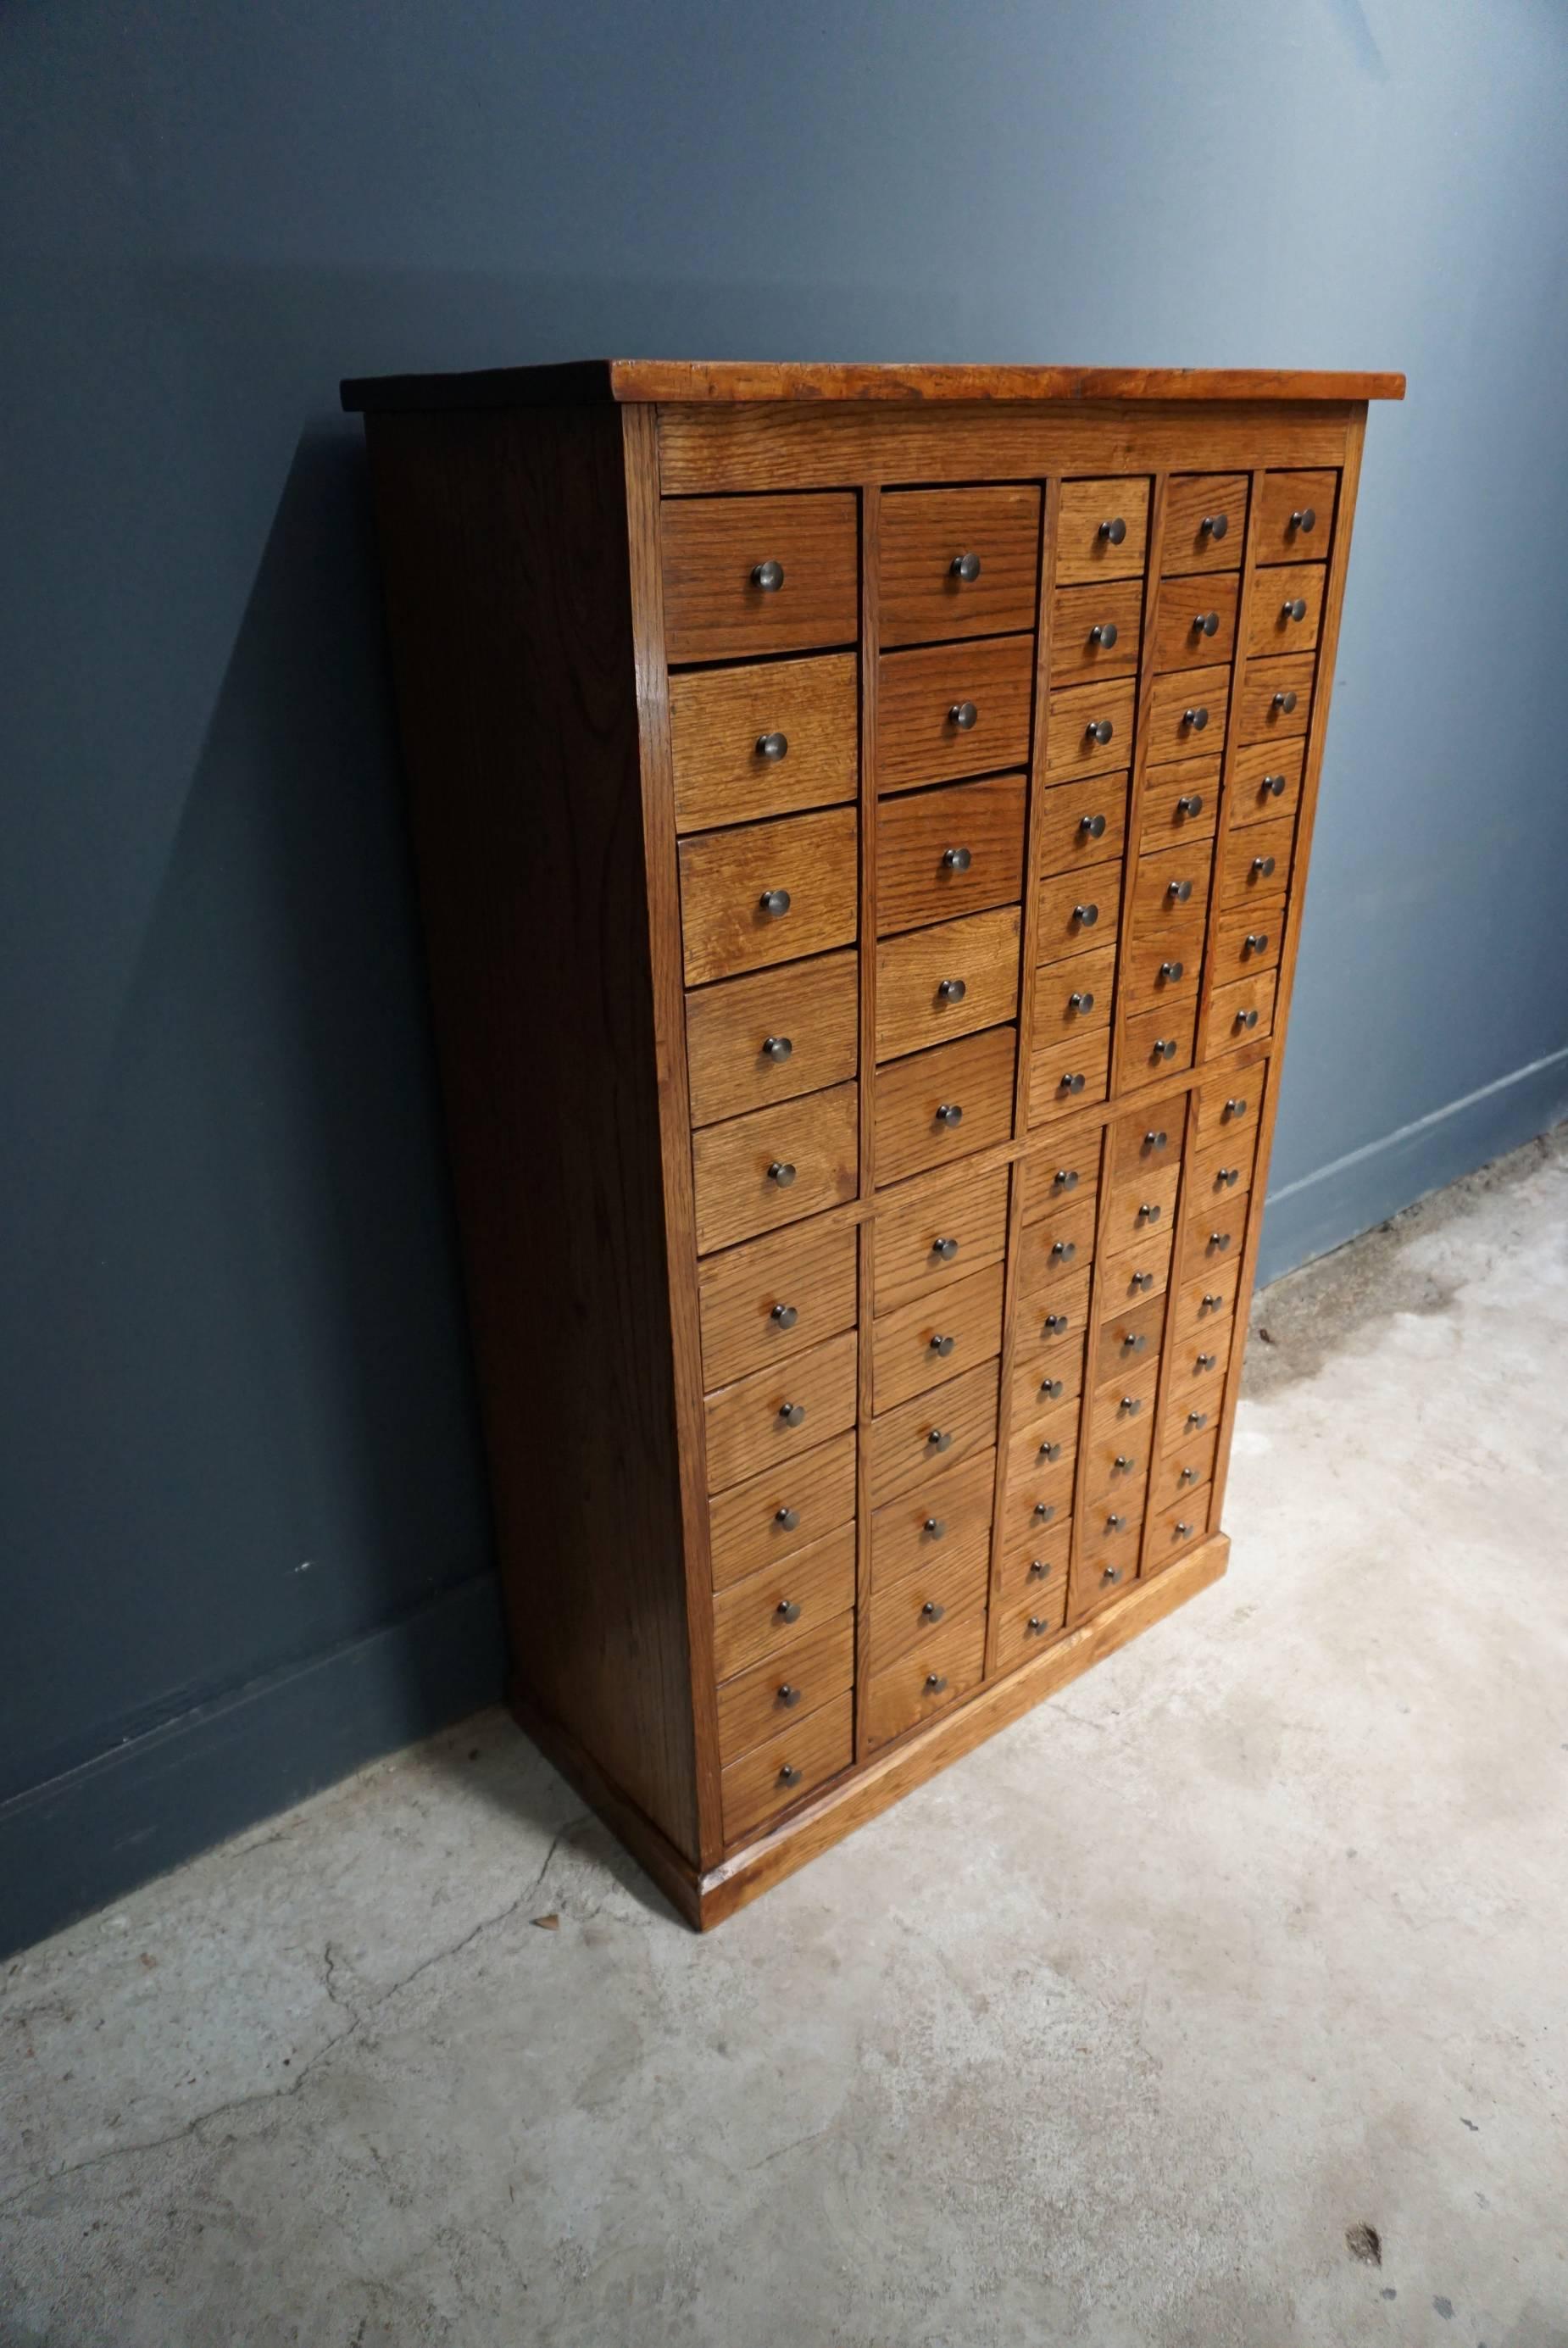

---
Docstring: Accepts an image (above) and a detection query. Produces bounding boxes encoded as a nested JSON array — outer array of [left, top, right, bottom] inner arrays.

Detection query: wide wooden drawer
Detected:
[[870, 1259, 1005, 1414], [692, 1081, 859, 1255], [1237, 654, 1314, 745], [703, 1327, 858, 1496], [865, 1357, 999, 1509], [698, 1214, 859, 1391], [1208, 894, 1287, 988], [1189, 1122, 1259, 1206], [670, 653, 858, 832], [993, 1582, 1070, 1666], [1138, 757, 1220, 849], [876, 634, 1035, 793], [686, 949, 859, 1128], [1151, 1422, 1220, 1516], [1036, 771, 1130, 877], [1102, 1159, 1182, 1257], [1159, 475, 1248, 576], [865, 1607, 986, 1747], [866, 1545, 991, 1672], [1049, 580, 1143, 687], [708, 1427, 858, 1590], [1030, 1024, 1110, 1126], [662, 493, 858, 665], [1256, 470, 1337, 564], [1171, 1263, 1242, 1351], [876, 772, 1027, 934], [1093, 1288, 1167, 1388], [679, 804, 858, 986], [716, 1608, 855, 1767], [1231, 740, 1305, 827], [720, 1689, 853, 1844], [874, 1026, 1016, 1187], [712, 1522, 858, 1683], [1098, 1221, 1176, 1307], [1143, 666, 1231, 766], [1191, 1068, 1264, 1148], [1221, 814, 1295, 906], [1144, 1490, 1211, 1574], [1055, 477, 1150, 585], [870, 1444, 996, 1592], [879, 485, 1041, 646], [872, 1157, 1011, 1315], [1122, 999, 1198, 1084], [1246, 561, 1326, 660], [1036, 858, 1120, 963], [1045, 676, 1137, 780], [876, 904, 1021, 1062], [1204, 970, 1278, 1056], [1151, 575, 1239, 672]]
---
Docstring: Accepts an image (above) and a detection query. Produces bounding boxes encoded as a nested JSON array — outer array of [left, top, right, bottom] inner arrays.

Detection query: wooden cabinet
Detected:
[[343, 356, 1402, 1928]]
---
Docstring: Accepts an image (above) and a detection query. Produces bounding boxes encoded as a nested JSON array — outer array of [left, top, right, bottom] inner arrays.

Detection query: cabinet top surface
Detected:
[[341, 358, 1405, 415]]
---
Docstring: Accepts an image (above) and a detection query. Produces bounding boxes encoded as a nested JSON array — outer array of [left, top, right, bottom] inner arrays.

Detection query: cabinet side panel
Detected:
[[364, 405, 700, 1859]]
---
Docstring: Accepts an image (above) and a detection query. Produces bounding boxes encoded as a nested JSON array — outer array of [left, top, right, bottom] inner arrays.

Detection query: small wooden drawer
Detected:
[[1171, 1264, 1241, 1351], [1049, 581, 1143, 686], [1159, 474, 1248, 576], [686, 949, 858, 1129], [876, 634, 1035, 793], [1036, 858, 1121, 963], [867, 1546, 991, 1672], [679, 804, 858, 986], [1152, 1423, 1220, 1516], [1183, 1201, 1245, 1281], [717, 1609, 855, 1767], [865, 1608, 986, 1747], [1070, 1515, 1145, 1620], [1167, 1331, 1230, 1400], [1221, 814, 1295, 906], [1045, 676, 1138, 780], [1246, 561, 1326, 660], [670, 653, 858, 832], [993, 1582, 1070, 1666], [1122, 998, 1198, 1084], [1102, 1159, 1182, 1257], [1163, 1370, 1226, 1457], [1031, 940, 1115, 1051], [1010, 1327, 1086, 1427], [870, 1445, 995, 1592], [1231, 740, 1306, 828], [711, 1522, 857, 1683], [1189, 1123, 1259, 1206], [871, 1259, 1005, 1414], [1208, 893, 1287, 988], [876, 904, 1021, 1063], [866, 1357, 999, 1510], [874, 1025, 1016, 1188], [1151, 575, 1239, 672], [703, 1327, 859, 1496], [663, 493, 859, 665], [876, 772, 1027, 935], [879, 485, 1042, 647], [708, 1428, 858, 1590], [1055, 478, 1151, 585], [1093, 1288, 1167, 1388], [1021, 1124, 1104, 1224], [1000, 1422, 1076, 1552], [1030, 1023, 1111, 1127], [692, 1081, 859, 1255], [1237, 654, 1314, 745], [995, 1531, 1070, 1619], [1204, 970, 1278, 1057], [1256, 470, 1337, 564], [1143, 666, 1231, 767], [1036, 772, 1130, 879], [1015, 1216, 1095, 1317], [873, 1157, 1010, 1316], [1119, 942, 1200, 1022], [1098, 1221, 1176, 1307], [1109, 1106, 1187, 1188], [1088, 1353, 1161, 1447], [1079, 1415, 1153, 1511], [1144, 1489, 1211, 1575], [698, 1213, 859, 1391], [1192, 1069, 1264, 1147], [1138, 756, 1220, 848], [1129, 839, 1215, 936], [721, 1689, 853, 1844]]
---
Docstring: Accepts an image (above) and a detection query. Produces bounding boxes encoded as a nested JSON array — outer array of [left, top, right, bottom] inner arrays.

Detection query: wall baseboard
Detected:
[[0, 1573, 504, 1961], [1256, 1046, 1568, 1288]]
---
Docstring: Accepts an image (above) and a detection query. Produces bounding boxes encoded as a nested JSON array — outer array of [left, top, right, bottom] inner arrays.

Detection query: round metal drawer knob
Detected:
[[1068, 989, 1095, 1014], [1187, 1410, 1209, 1431], [1037, 1443, 1063, 1465], [1102, 1565, 1123, 1585], [1225, 1096, 1248, 1118], [1168, 877, 1193, 902], [1085, 717, 1115, 745], [932, 1235, 959, 1261], [1176, 793, 1204, 816], [1130, 1271, 1154, 1294], [1183, 706, 1210, 731], [935, 1102, 964, 1127], [1201, 511, 1229, 540], [1196, 1352, 1218, 1372], [1043, 1310, 1070, 1335], [1038, 1377, 1064, 1400], [1290, 506, 1317, 532], [1028, 1558, 1049, 1579], [777, 1682, 802, 1708], [1243, 932, 1270, 955], [951, 551, 981, 582], [776, 1597, 801, 1622], [1216, 1166, 1240, 1188], [1138, 1201, 1162, 1222], [1080, 811, 1108, 839], [768, 1160, 797, 1186], [1252, 854, 1276, 879], [1209, 1231, 1233, 1250], [778, 1762, 801, 1786], [1273, 689, 1298, 713], [925, 1517, 947, 1540], [928, 1427, 953, 1452], [751, 559, 785, 591], [949, 700, 978, 730], [1026, 1616, 1049, 1637], [1261, 773, 1287, 798], [762, 1034, 792, 1062], [776, 1505, 800, 1530], [1153, 1038, 1177, 1062], [1098, 516, 1127, 544], [1031, 1502, 1055, 1526], [759, 887, 792, 916], [1106, 1513, 1126, 1533], [925, 1673, 948, 1694], [1144, 1129, 1168, 1151], [756, 731, 789, 761], [929, 1332, 956, 1357], [1059, 1072, 1086, 1095], [1054, 1168, 1079, 1191], [1179, 1466, 1198, 1485], [921, 1599, 947, 1622], [1072, 901, 1100, 926], [1119, 1395, 1143, 1416], [1235, 1009, 1259, 1031], [942, 844, 972, 871], [778, 1401, 806, 1427], [770, 1301, 798, 1328], [1089, 620, 1119, 648], [1114, 1453, 1135, 1472], [1159, 960, 1185, 982], [1175, 1521, 1195, 1539], [1201, 1292, 1224, 1311], [1282, 597, 1308, 623], [1193, 610, 1220, 637], [1122, 1333, 1147, 1353], [1051, 1238, 1077, 1263], [937, 976, 967, 1003]]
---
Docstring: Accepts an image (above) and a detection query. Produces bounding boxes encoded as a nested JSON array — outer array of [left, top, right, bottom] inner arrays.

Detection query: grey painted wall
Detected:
[[4, 0, 1566, 1950]]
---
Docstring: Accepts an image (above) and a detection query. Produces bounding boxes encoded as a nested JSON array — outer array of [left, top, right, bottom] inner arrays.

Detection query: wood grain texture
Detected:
[[1203, 969, 1278, 1056], [874, 904, 1021, 1062], [1229, 738, 1306, 826], [866, 1551, 991, 1672], [661, 492, 858, 662], [707, 1427, 858, 1589], [878, 484, 1042, 645], [1054, 478, 1151, 585], [869, 1444, 997, 1591], [1151, 574, 1239, 672], [865, 1358, 1000, 1509], [685, 948, 859, 1128], [1138, 756, 1220, 849], [1159, 474, 1248, 576], [1255, 469, 1339, 563], [870, 1259, 1005, 1413], [1143, 665, 1232, 765], [1220, 813, 1296, 904], [678, 803, 858, 984], [875, 632, 1036, 793], [1049, 580, 1143, 686], [1044, 676, 1138, 778], [1035, 859, 1121, 961], [1243, 559, 1326, 659], [710, 1522, 858, 1683], [870, 1157, 1011, 1315], [1203, 893, 1287, 989], [1034, 771, 1130, 876], [720, 1689, 854, 1843], [715, 1608, 854, 1766], [697, 1213, 859, 1392], [875, 772, 1027, 935], [872, 1025, 1017, 1185], [865, 1605, 987, 1747], [691, 1081, 859, 1255], [1236, 653, 1315, 744], [670, 652, 858, 832], [703, 1327, 859, 1495]]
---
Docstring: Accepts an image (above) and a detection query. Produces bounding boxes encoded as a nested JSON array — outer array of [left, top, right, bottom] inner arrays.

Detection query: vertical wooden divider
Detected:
[[1191, 469, 1268, 1063], [853, 485, 881, 1760], [1108, 472, 1170, 1102]]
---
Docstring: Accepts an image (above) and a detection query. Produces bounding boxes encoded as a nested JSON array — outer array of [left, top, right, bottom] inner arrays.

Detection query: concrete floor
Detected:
[[3, 1132, 1567, 2348]]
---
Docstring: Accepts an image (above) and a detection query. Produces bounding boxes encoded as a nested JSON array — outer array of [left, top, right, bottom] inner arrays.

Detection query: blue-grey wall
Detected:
[[4, 0, 1566, 1951]]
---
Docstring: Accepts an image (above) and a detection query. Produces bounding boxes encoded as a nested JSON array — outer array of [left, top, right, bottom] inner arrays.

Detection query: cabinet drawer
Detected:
[[866, 1357, 999, 1509], [865, 1607, 986, 1747], [1152, 1422, 1220, 1516], [1010, 1321, 1086, 1426], [703, 1327, 859, 1496], [1237, 654, 1314, 745], [1122, 998, 1197, 1083], [670, 653, 858, 832], [1088, 1354, 1161, 1446], [874, 1026, 1016, 1187], [1049, 580, 1143, 686], [870, 1258, 1005, 1414], [1192, 1068, 1263, 1148], [1138, 757, 1220, 849], [698, 1214, 859, 1391], [879, 485, 1041, 646], [1151, 575, 1239, 672], [712, 1522, 858, 1683], [1030, 1022, 1110, 1126], [996, 1517, 1070, 1611], [1171, 1264, 1241, 1352], [1079, 1413, 1153, 1511], [1256, 470, 1337, 565], [1183, 1201, 1245, 1280], [872, 1157, 1010, 1315], [876, 634, 1035, 793], [1103, 1159, 1182, 1257], [720, 1689, 854, 1844], [1190, 1121, 1259, 1206], [717, 1608, 855, 1767], [1109, 1106, 1187, 1188], [1167, 1329, 1229, 1401], [1143, 666, 1231, 766], [876, 772, 1026, 935], [1144, 1490, 1211, 1573], [876, 904, 1021, 1062], [1036, 858, 1120, 963], [1001, 1416, 1077, 1546], [708, 1428, 857, 1590], [1070, 1513, 1145, 1619], [867, 1546, 991, 1672], [1098, 1221, 1175, 1307], [1204, 969, 1277, 1056], [994, 1581, 1070, 1666], [1093, 1288, 1167, 1388], [1045, 675, 1137, 779], [1036, 771, 1130, 878], [1055, 478, 1150, 585], [1221, 814, 1295, 906], [1246, 561, 1326, 660], [1015, 1211, 1096, 1311], [1130, 838, 1215, 935], [1031, 942, 1115, 1054], [870, 1444, 995, 1593], [679, 804, 857, 986], [1159, 474, 1248, 576], [692, 1081, 859, 1255], [662, 493, 858, 665], [686, 949, 858, 1128], [1208, 893, 1286, 989], [1231, 740, 1305, 828], [1164, 1371, 1226, 1456], [1021, 1124, 1104, 1224]]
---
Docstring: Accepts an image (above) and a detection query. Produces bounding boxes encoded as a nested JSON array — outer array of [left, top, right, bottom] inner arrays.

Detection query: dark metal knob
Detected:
[[759, 887, 792, 916], [1138, 1201, 1162, 1222], [949, 700, 978, 730], [751, 559, 784, 592], [1026, 1616, 1048, 1636], [951, 551, 981, 582], [937, 976, 967, 1003], [1051, 1239, 1077, 1264], [770, 1302, 798, 1328], [1144, 1129, 1168, 1151], [1106, 1512, 1126, 1533], [1243, 932, 1270, 955], [1098, 517, 1127, 545], [932, 1236, 959, 1261], [1130, 1271, 1154, 1294], [1153, 1038, 1177, 1062], [778, 1762, 801, 1786], [1068, 989, 1095, 1014], [1028, 1559, 1049, 1580], [1059, 1072, 1086, 1095], [1114, 1453, 1135, 1472], [1080, 811, 1108, 839], [1196, 1351, 1218, 1372], [756, 731, 789, 761], [935, 1102, 963, 1127], [927, 1427, 952, 1452], [1122, 1333, 1147, 1354], [1118, 1394, 1143, 1416], [1187, 1410, 1209, 1431], [1159, 960, 1185, 982], [1072, 901, 1099, 926], [1089, 620, 1119, 648], [1273, 689, 1298, 713], [776, 1597, 801, 1622], [776, 1505, 800, 1530], [1054, 1167, 1079, 1191], [1168, 877, 1193, 902], [921, 1599, 947, 1622], [1178, 1466, 1198, 1485], [1281, 597, 1308, 623], [778, 1401, 806, 1427], [1216, 1166, 1240, 1188], [929, 1333, 955, 1358], [1208, 1230, 1232, 1251], [1176, 793, 1204, 816], [1251, 855, 1276, 880], [1037, 1377, 1064, 1401], [1290, 505, 1317, 533], [1182, 706, 1210, 731], [1175, 1520, 1194, 1539], [1037, 1442, 1063, 1465], [1193, 610, 1220, 637], [1235, 1009, 1259, 1032], [942, 844, 972, 871], [925, 1516, 947, 1540], [925, 1673, 948, 1694], [1031, 1503, 1055, 1527], [1200, 1292, 1224, 1312], [1261, 773, 1287, 798], [768, 1160, 796, 1186], [1201, 512, 1229, 540], [1102, 1564, 1123, 1585], [762, 1034, 792, 1062], [777, 1682, 802, 1708], [1085, 718, 1115, 745], [1043, 1310, 1071, 1335]]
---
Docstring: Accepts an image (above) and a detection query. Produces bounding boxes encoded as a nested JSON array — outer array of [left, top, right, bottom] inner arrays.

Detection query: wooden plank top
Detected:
[[342, 359, 1405, 415]]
